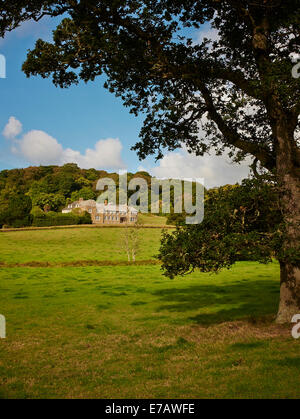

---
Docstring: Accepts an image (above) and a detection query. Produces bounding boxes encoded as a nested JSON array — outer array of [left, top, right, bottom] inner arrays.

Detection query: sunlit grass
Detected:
[[0, 261, 299, 399], [0, 227, 164, 264]]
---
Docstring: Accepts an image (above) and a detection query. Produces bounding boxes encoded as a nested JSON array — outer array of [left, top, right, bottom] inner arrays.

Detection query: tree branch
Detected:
[[198, 82, 276, 170]]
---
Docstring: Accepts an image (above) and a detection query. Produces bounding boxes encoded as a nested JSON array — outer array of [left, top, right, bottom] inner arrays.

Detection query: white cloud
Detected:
[[0, 18, 53, 47], [62, 138, 126, 169], [194, 27, 220, 46], [2, 116, 23, 139], [2, 116, 252, 186], [20, 130, 63, 165], [2, 117, 126, 170], [143, 107, 252, 188], [145, 146, 251, 189]]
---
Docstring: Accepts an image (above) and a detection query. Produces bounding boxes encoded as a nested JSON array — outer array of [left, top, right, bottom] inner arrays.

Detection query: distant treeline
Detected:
[[0, 163, 180, 228]]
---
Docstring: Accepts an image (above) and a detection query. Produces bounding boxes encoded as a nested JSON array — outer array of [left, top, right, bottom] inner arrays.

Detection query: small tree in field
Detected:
[[1, 1, 299, 322], [120, 220, 143, 262]]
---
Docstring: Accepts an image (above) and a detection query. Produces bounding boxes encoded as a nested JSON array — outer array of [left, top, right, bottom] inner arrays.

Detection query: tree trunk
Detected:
[[276, 261, 300, 324], [275, 117, 300, 324], [132, 250, 136, 262]]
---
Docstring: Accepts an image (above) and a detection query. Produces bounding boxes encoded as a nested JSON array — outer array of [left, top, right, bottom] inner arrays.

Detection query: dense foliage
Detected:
[[0, 190, 32, 228], [0, 164, 126, 226], [0, 1, 297, 170], [160, 177, 282, 278], [0, 164, 152, 204], [0, 164, 175, 227], [32, 210, 92, 227]]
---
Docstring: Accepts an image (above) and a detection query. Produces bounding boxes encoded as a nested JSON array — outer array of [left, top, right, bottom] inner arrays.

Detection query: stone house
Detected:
[[62, 198, 138, 225]]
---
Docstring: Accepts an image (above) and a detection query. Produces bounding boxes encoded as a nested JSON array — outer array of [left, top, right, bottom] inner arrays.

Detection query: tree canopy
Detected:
[[0, 189, 32, 228], [159, 176, 282, 278], [0, 1, 298, 169]]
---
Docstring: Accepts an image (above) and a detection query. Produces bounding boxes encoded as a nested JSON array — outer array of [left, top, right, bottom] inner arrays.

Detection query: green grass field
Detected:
[[0, 227, 299, 398], [0, 227, 163, 264]]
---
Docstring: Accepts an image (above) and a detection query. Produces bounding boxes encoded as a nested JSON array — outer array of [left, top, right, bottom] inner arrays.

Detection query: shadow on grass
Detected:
[[269, 357, 300, 369], [229, 341, 268, 351], [152, 280, 279, 325]]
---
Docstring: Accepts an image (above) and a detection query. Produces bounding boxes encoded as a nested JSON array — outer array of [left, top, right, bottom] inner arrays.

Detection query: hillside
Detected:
[[0, 164, 153, 210], [0, 164, 198, 228]]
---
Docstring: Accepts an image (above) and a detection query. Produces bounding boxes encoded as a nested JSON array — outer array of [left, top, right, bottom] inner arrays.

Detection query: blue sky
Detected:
[[0, 17, 250, 188]]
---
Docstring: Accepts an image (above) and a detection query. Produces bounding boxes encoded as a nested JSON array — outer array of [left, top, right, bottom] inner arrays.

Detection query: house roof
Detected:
[[62, 199, 138, 214], [80, 199, 96, 207], [96, 203, 138, 214]]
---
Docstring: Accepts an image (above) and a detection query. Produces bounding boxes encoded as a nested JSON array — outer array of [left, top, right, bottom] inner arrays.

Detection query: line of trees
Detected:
[[0, 164, 153, 227], [0, 164, 199, 228]]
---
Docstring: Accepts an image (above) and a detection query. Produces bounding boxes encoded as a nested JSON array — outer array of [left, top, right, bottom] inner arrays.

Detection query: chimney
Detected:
[[79, 198, 84, 202], [104, 199, 108, 206]]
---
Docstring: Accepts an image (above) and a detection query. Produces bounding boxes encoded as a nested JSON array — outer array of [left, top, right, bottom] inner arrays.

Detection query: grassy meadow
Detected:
[[0, 222, 299, 398], [0, 226, 163, 264]]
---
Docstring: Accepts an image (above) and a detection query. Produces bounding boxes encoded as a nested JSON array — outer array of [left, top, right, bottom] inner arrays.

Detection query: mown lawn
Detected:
[[0, 260, 299, 399], [0, 227, 164, 264], [138, 213, 169, 226]]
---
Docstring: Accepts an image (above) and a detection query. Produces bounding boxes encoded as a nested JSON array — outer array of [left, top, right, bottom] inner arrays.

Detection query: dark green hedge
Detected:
[[32, 211, 92, 227]]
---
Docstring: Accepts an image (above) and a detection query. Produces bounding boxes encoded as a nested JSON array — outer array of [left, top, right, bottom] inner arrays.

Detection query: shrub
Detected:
[[32, 211, 92, 227], [0, 191, 32, 228], [30, 206, 44, 217], [78, 211, 92, 225]]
